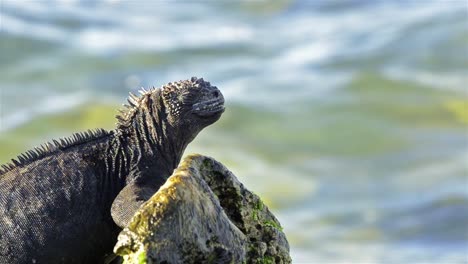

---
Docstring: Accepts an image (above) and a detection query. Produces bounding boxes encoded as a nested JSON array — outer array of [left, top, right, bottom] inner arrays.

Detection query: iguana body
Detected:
[[0, 77, 224, 263]]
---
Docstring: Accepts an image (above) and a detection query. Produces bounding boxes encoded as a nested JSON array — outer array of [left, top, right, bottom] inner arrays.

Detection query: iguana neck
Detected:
[[115, 94, 190, 185]]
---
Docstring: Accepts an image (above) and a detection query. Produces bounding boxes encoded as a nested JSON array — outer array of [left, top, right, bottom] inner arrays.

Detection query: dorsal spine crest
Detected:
[[0, 128, 110, 175]]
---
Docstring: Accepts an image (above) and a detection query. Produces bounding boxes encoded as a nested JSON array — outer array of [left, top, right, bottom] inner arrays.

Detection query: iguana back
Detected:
[[0, 131, 121, 263]]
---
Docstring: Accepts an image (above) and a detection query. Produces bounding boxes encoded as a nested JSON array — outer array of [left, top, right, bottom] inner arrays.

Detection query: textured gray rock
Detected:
[[114, 154, 291, 264]]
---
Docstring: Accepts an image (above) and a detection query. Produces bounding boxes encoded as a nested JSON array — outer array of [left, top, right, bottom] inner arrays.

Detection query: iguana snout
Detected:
[[191, 86, 225, 117]]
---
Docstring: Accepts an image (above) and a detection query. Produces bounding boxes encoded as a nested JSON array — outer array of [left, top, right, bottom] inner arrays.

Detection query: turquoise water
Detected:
[[1, 1, 467, 262]]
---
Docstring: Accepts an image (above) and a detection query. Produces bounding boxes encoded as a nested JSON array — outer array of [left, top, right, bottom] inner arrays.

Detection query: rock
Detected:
[[114, 154, 291, 264]]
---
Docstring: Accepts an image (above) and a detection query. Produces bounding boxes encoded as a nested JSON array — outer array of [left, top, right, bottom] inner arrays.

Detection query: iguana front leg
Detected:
[[111, 182, 158, 228]]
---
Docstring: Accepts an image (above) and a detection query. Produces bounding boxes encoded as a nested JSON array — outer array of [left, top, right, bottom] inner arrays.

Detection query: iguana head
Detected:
[[116, 77, 224, 149], [161, 77, 225, 132]]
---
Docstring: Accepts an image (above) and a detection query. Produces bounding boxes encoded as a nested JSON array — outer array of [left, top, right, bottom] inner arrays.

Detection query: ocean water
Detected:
[[1, 0, 467, 263]]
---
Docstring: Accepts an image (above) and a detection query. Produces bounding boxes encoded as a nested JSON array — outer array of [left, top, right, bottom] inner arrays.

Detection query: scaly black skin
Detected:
[[0, 77, 224, 263]]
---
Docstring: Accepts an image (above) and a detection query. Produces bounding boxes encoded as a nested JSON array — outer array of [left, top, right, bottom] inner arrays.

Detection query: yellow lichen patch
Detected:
[[122, 246, 147, 264], [126, 157, 205, 235], [444, 99, 468, 125]]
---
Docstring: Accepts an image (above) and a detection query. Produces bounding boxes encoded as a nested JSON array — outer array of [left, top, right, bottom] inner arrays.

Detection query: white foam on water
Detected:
[[385, 67, 468, 94], [74, 23, 253, 54], [289, 233, 468, 263], [1, 13, 70, 42], [2, 0, 465, 111], [2, 0, 49, 16], [0, 92, 89, 132], [392, 151, 468, 199], [3, 1, 254, 53], [218, 70, 352, 107], [3, 0, 123, 25], [325, 243, 452, 263], [270, 0, 463, 70], [274, 40, 338, 67], [2, 0, 463, 56]]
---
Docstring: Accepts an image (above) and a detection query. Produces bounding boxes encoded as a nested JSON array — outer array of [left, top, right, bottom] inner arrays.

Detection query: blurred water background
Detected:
[[1, 0, 467, 263]]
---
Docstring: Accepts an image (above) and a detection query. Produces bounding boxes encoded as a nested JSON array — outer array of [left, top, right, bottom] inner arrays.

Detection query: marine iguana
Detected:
[[0, 77, 225, 263]]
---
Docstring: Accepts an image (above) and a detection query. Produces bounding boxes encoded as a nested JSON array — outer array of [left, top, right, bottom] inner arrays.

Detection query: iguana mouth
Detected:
[[192, 98, 225, 117]]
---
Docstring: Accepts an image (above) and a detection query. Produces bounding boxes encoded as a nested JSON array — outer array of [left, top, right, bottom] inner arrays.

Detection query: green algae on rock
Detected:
[[114, 154, 291, 264]]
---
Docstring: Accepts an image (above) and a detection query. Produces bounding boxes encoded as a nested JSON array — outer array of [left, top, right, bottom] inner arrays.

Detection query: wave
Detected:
[[1, 0, 463, 55], [0, 92, 89, 132], [1, 0, 464, 108], [385, 68, 468, 94], [1, 2, 467, 262]]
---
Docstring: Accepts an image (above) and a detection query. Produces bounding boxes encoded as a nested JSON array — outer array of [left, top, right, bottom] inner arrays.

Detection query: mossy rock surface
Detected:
[[114, 154, 291, 264]]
